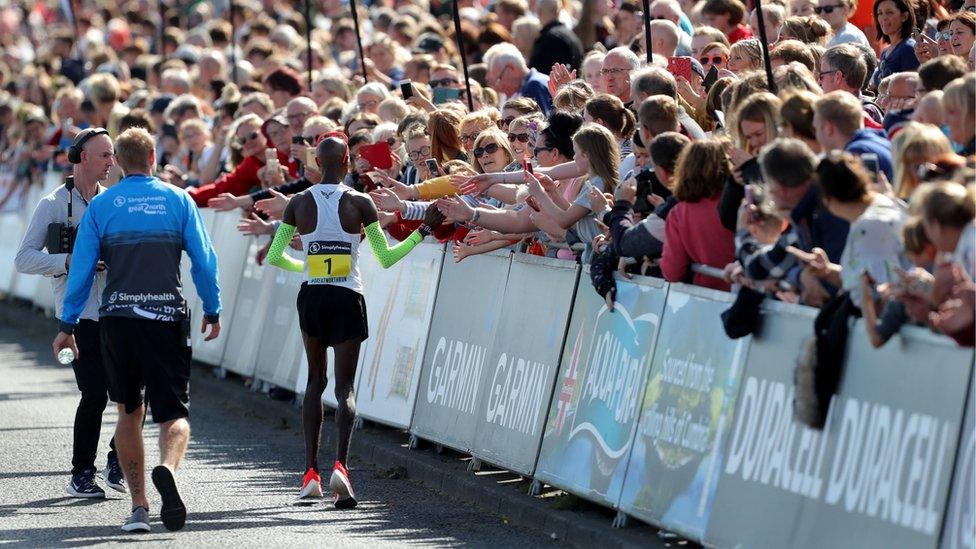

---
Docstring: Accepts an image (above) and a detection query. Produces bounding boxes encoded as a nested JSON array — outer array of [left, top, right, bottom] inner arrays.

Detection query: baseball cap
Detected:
[[414, 33, 445, 54]]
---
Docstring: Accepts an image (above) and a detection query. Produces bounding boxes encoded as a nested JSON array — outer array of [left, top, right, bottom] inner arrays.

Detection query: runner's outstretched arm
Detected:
[[359, 194, 445, 269], [266, 222, 305, 273]]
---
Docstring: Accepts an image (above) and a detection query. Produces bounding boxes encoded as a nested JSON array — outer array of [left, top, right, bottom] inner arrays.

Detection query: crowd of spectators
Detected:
[[0, 0, 973, 348]]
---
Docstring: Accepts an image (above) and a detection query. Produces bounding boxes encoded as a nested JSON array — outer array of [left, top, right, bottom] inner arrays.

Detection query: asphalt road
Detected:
[[0, 320, 559, 548]]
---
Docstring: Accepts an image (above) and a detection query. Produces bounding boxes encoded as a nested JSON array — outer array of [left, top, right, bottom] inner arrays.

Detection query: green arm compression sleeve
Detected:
[[267, 222, 305, 273], [365, 221, 426, 269]]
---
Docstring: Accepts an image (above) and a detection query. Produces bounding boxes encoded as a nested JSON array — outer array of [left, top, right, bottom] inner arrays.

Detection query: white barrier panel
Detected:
[[253, 261, 305, 390], [221, 238, 276, 377], [469, 253, 579, 475], [535, 272, 668, 508], [617, 284, 748, 542], [410, 250, 513, 452], [0, 212, 25, 293], [706, 307, 974, 549], [9, 176, 57, 300], [190, 210, 248, 365], [354, 241, 444, 429]]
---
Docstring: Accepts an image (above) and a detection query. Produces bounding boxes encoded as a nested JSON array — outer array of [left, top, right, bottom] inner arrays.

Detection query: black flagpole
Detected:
[[753, 0, 777, 94], [349, 0, 368, 82], [452, 0, 474, 111], [229, 0, 238, 84], [304, 0, 313, 89], [158, 0, 167, 55], [641, 0, 653, 63]]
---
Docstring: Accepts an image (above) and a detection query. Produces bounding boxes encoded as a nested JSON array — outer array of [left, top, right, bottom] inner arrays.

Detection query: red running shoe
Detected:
[[299, 468, 322, 498], [329, 461, 357, 509]]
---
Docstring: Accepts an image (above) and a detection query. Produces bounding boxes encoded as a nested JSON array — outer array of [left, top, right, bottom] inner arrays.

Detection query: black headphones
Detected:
[[67, 127, 109, 164]]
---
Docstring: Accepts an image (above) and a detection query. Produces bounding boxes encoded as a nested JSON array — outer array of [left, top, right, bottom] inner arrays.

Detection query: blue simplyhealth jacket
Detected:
[[59, 174, 220, 333]]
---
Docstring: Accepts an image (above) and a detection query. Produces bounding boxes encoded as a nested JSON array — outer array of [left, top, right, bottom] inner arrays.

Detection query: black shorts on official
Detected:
[[100, 316, 192, 424], [297, 282, 369, 346]]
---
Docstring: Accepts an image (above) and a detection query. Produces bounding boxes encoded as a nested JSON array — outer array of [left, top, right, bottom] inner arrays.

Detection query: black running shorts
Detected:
[[100, 316, 192, 423], [297, 283, 369, 346]]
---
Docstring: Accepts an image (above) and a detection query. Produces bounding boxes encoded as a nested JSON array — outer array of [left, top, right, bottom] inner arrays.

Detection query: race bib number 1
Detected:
[[308, 240, 352, 282]]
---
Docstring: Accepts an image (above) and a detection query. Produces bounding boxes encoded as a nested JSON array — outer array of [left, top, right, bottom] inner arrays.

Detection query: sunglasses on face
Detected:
[[430, 78, 459, 88], [700, 55, 726, 64], [533, 146, 554, 155], [407, 145, 431, 161], [601, 67, 629, 77], [234, 131, 260, 146], [813, 4, 844, 13], [936, 31, 951, 40], [473, 143, 500, 158], [508, 132, 531, 143], [460, 133, 479, 144]]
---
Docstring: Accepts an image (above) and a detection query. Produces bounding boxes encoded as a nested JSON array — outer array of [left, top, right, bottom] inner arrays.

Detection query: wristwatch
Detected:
[[470, 208, 481, 224]]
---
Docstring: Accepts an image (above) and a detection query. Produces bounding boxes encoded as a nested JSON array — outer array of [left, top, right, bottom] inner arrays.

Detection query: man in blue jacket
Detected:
[[813, 91, 894, 181], [53, 127, 221, 534]]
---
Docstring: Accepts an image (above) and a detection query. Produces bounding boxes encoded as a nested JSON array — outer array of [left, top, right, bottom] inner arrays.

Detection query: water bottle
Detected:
[[57, 348, 75, 365]]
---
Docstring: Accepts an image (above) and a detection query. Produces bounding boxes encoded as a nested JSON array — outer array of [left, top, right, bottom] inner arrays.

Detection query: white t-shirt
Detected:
[[954, 220, 976, 281]]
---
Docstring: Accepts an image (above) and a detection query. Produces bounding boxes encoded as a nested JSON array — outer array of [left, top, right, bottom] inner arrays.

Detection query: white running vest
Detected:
[[300, 183, 363, 294]]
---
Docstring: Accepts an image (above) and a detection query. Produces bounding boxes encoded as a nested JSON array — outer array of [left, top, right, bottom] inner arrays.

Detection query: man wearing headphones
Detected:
[[15, 128, 125, 498]]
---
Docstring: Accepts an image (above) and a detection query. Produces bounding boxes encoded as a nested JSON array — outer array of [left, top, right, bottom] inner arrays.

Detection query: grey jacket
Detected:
[[15, 184, 105, 321]]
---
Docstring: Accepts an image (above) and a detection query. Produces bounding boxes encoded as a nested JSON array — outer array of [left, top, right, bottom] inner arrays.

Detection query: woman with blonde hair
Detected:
[[727, 38, 763, 74], [719, 92, 782, 230], [428, 108, 465, 163], [661, 139, 736, 291], [943, 74, 975, 155], [698, 41, 731, 73], [471, 129, 516, 175], [506, 113, 545, 166], [891, 122, 953, 200]]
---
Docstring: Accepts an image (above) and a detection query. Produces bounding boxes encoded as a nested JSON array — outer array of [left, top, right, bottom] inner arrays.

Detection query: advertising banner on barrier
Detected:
[[410, 251, 512, 452], [470, 254, 578, 475], [0, 212, 24, 292], [535, 273, 667, 507], [191, 211, 249, 365], [706, 311, 973, 549], [618, 284, 748, 541], [942, 375, 974, 549], [253, 263, 305, 391], [355, 242, 443, 429]]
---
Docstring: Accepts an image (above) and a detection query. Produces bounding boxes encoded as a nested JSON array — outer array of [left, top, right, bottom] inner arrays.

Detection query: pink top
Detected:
[[661, 196, 735, 292]]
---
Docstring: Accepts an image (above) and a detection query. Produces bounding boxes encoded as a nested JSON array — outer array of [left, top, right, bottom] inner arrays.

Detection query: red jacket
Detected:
[[728, 24, 753, 45], [386, 214, 467, 243], [188, 151, 297, 207], [661, 196, 735, 292]]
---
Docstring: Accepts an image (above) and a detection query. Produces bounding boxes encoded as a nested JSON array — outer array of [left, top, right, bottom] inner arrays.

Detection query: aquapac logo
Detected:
[[569, 298, 657, 459]]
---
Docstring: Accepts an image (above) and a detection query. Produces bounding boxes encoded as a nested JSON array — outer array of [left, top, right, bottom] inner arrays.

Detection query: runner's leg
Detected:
[[332, 338, 362, 466], [302, 332, 328, 472], [115, 404, 149, 509]]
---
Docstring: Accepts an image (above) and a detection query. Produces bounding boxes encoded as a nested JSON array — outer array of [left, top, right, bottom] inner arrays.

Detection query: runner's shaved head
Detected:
[[316, 136, 349, 175]]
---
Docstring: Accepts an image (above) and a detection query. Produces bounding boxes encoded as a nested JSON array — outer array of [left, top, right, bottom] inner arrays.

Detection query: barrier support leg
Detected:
[[353, 417, 364, 431], [612, 511, 629, 529], [214, 367, 227, 379], [528, 479, 542, 496], [408, 434, 420, 450], [466, 457, 482, 473]]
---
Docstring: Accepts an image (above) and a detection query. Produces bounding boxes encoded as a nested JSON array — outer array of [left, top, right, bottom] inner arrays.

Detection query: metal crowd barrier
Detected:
[[3, 191, 974, 548]]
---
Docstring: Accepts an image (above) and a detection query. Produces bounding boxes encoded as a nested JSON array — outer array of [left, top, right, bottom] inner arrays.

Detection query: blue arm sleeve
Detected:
[[182, 196, 221, 320], [59, 208, 101, 332]]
